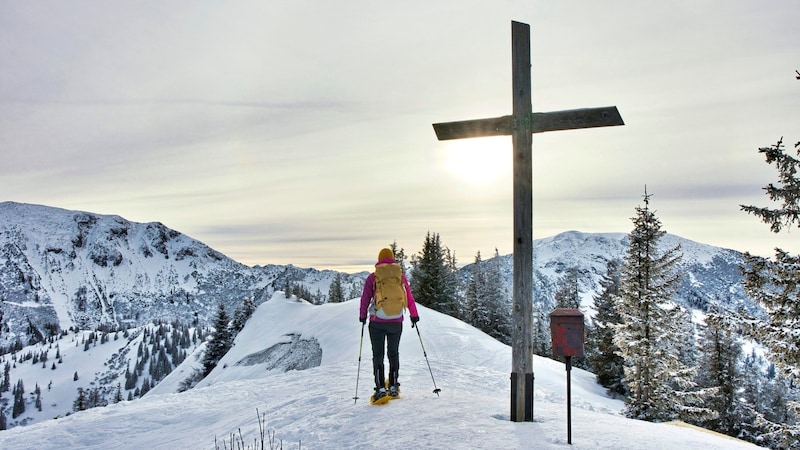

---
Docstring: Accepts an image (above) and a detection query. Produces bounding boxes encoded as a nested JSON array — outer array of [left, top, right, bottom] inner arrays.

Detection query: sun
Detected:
[[443, 136, 511, 184]]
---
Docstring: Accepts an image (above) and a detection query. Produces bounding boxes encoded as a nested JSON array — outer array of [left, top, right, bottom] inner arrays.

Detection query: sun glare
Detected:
[[443, 136, 511, 184]]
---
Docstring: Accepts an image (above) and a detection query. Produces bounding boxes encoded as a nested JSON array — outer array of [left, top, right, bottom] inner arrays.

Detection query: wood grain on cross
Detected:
[[432, 21, 624, 423]]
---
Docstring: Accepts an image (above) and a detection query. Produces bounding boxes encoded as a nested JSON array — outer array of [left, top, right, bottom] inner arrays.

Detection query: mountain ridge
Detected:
[[0, 201, 765, 437], [0, 201, 757, 351], [0, 201, 368, 350]]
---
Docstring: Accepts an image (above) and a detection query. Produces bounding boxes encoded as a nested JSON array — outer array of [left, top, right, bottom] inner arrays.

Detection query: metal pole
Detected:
[[566, 355, 572, 445], [353, 322, 365, 404], [415, 324, 442, 396]]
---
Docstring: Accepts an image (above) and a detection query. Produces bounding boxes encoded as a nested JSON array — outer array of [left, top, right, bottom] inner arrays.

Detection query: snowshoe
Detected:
[[370, 387, 390, 405]]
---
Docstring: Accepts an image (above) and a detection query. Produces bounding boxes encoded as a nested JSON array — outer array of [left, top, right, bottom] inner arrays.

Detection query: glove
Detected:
[[410, 316, 419, 328], [359, 317, 366, 324]]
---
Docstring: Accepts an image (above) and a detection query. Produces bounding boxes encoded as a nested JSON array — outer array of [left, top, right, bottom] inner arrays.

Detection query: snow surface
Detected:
[[0, 293, 759, 449]]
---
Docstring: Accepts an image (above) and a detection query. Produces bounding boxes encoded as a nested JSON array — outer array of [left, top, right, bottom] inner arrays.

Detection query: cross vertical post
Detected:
[[510, 20, 534, 423], [432, 20, 623, 424]]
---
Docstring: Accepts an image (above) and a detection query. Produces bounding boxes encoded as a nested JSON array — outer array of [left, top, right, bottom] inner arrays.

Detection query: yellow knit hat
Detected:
[[378, 247, 394, 261]]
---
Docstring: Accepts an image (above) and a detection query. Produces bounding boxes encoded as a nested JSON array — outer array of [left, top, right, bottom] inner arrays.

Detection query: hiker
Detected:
[[359, 247, 419, 401]]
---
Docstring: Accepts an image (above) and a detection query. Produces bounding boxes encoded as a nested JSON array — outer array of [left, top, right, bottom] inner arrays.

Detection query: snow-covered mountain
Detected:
[[0, 293, 759, 449], [0, 202, 367, 349], [531, 230, 755, 315], [460, 230, 755, 320], [0, 202, 763, 435], [0, 202, 756, 353]]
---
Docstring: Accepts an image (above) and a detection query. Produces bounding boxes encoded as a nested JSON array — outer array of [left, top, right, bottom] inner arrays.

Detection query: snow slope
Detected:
[[0, 293, 758, 449]]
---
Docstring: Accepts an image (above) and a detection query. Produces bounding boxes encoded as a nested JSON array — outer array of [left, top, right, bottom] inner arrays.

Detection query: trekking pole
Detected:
[[414, 324, 441, 396], [353, 322, 366, 404]]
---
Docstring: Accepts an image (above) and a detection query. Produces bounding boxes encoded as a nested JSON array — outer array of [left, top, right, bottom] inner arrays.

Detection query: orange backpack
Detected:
[[374, 263, 407, 318]]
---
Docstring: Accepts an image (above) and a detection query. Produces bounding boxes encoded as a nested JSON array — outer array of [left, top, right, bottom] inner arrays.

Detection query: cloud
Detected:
[[2, 0, 799, 271]]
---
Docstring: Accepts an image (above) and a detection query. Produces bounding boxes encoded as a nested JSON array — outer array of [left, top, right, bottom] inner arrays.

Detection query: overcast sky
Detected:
[[2, 1, 798, 272]]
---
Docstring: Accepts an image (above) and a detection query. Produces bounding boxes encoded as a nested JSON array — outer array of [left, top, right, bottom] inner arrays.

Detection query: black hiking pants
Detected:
[[369, 321, 402, 389]]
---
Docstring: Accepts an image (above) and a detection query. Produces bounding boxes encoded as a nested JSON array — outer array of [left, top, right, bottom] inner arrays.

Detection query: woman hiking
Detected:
[[359, 247, 419, 401]]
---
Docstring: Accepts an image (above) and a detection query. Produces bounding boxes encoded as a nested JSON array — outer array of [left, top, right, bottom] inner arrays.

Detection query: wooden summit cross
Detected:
[[432, 21, 624, 423]]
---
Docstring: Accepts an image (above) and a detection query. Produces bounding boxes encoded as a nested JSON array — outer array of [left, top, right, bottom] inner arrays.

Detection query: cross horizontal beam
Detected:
[[432, 106, 624, 141]]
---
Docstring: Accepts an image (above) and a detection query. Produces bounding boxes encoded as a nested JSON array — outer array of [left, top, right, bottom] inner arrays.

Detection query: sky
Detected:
[[1, 1, 798, 273], [0, 293, 762, 449]]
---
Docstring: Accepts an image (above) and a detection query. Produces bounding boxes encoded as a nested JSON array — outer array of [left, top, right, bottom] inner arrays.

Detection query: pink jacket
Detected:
[[359, 257, 419, 323]]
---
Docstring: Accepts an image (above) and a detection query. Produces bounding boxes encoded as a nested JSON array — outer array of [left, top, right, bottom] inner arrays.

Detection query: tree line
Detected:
[[396, 164, 798, 448]]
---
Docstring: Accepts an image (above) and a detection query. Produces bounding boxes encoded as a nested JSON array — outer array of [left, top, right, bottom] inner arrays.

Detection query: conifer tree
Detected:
[[443, 247, 461, 316], [532, 304, 552, 357], [740, 137, 800, 383], [463, 251, 485, 327], [230, 297, 257, 332], [485, 249, 512, 345], [554, 266, 581, 309], [88, 387, 102, 408], [34, 384, 41, 411], [587, 259, 626, 396], [463, 249, 510, 342], [140, 377, 152, 396], [327, 274, 345, 303], [202, 302, 232, 376], [291, 284, 314, 303], [73, 387, 87, 412], [614, 189, 687, 421], [411, 232, 459, 317], [734, 358, 796, 449], [347, 283, 361, 300], [695, 306, 744, 436], [12, 379, 24, 418], [283, 279, 291, 298], [1, 362, 9, 392], [125, 364, 137, 390], [739, 136, 800, 444], [389, 240, 408, 275], [735, 350, 765, 442], [675, 307, 698, 368], [114, 383, 123, 403]]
